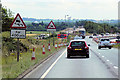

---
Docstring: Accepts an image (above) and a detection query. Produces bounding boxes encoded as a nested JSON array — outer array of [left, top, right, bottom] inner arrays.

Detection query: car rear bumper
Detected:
[[99, 45, 112, 47], [67, 50, 89, 56]]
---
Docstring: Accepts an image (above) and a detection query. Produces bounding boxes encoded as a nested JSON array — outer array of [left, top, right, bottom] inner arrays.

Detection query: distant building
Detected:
[[33, 21, 39, 23]]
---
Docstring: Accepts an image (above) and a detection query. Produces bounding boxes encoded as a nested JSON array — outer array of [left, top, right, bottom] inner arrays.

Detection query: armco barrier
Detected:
[[93, 38, 99, 43]]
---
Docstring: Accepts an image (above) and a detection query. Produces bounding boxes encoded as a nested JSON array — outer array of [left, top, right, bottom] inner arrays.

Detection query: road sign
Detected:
[[47, 20, 56, 32], [11, 30, 26, 38], [10, 13, 27, 28], [57, 34, 67, 39]]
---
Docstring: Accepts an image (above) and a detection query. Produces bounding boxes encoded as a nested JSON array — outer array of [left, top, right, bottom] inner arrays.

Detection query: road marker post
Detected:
[[31, 48, 35, 60], [42, 45, 45, 54]]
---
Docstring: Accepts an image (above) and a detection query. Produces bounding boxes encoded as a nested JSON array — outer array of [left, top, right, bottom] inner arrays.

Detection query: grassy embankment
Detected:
[[0, 33, 2, 79], [2, 31, 69, 78], [112, 44, 120, 48]]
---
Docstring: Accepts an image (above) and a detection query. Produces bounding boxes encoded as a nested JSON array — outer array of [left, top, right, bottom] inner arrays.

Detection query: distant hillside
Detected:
[[24, 18, 119, 33], [23, 17, 118, 26]]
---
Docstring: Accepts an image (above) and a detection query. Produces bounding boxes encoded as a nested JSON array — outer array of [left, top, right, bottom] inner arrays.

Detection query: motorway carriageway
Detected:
[[23, 36, 118, 79]]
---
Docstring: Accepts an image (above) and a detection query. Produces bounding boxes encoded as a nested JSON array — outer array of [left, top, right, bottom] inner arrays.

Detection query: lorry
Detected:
[[78, 28, 86, 39]]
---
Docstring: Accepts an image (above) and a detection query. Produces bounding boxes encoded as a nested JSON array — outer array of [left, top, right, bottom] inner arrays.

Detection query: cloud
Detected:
[[1, 0, 118, 19]]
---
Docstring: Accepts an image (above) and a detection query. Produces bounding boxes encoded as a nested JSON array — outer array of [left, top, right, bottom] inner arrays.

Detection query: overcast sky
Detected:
[[1, 0, 119, 20]]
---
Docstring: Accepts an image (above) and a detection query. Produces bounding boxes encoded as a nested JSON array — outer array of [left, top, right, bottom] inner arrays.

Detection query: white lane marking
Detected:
[[102, 56, 104, 58], [40, 50, 66, 79], [110, 63, 113, 64], [107, 60, 110, 62], [99, 53, 100, 54], [113, 66, 118, 69]]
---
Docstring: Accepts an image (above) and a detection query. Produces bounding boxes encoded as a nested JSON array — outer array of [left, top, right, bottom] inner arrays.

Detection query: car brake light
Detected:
[[68, 47, 71, 49], [85, 46, 89, 49]]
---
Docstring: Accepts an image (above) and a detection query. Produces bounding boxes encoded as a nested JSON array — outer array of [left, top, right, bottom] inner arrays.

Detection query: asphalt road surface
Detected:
[[24, 36, 118, 79]]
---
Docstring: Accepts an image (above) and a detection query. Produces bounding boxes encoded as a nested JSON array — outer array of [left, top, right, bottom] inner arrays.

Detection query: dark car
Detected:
[[89, 36, 93, 38], [93, 33, 97, 36], [101, 33, 104, 36], [67, 39, 90, 58]]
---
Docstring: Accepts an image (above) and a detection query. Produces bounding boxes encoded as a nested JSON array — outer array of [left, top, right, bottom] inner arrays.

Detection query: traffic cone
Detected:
[[61, 42, 62, 47], [61, 43, 63, 47], [64, 43, 66, 46], [58, 43, 61, 48], [31, 48, 35, 60], [42, 45, 45, 54], [55, 42, 57, 49], [48, 43, 50, 51]]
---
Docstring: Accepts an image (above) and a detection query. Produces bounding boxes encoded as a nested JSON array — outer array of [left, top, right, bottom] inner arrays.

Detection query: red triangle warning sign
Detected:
[[47, 20, 56, 29], [10, 13, 26, 28]]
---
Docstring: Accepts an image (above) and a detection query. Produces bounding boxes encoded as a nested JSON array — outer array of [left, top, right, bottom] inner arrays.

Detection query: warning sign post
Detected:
[[47, 20, 56, 46], [10, 13, 26, 62], [47, 20, 56, 32], [10, 13, 26, 28], [11, 30, 26, 38]]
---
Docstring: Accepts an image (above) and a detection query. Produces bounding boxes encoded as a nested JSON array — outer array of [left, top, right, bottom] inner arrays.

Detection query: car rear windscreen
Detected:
[[71, 41, 86, 47], [101, 39, 109, 41]]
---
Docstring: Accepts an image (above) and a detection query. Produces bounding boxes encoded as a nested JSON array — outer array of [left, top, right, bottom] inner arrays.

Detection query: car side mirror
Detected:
[[88, 44, 90, 46]]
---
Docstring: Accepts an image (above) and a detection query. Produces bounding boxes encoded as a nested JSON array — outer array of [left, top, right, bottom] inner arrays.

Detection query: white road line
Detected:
[[110, 63, 113, 64], [102, 56, 105, 58], [113, 66, 118, 69], [40, 49, 66, 79], [107, 60, 110, 62]]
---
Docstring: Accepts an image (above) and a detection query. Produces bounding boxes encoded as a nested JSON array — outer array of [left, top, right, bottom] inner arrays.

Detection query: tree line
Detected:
[[2, 6, 14, 31], [26, 20, 119, 34]]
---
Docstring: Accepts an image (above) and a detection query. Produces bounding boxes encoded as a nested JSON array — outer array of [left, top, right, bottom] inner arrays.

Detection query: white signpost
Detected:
[[11, 30, 26, 38]]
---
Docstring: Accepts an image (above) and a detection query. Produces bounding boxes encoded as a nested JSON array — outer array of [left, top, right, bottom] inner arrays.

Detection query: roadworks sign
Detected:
[[47, 20, 56, 32], [10, 13, 26, 28], [11, 30, 26, 38]]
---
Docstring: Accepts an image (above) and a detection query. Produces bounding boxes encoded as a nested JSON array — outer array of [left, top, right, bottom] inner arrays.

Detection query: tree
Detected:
[[2, 7, 14, 31]]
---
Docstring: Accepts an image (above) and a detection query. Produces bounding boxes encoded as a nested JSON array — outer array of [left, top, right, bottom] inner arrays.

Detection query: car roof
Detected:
[[70, 39, 85, 42], [100, 38, 109, 39]]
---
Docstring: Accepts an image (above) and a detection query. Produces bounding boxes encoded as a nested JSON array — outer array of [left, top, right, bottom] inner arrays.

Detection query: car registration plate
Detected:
[[75, 49, 82, 50]]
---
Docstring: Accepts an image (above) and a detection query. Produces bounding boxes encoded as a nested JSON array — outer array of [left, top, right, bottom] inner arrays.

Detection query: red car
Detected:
[[67, 39, 90, 58]]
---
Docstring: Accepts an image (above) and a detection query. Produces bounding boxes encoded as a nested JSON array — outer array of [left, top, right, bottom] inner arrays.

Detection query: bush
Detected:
[[2, 37, 28, 57]]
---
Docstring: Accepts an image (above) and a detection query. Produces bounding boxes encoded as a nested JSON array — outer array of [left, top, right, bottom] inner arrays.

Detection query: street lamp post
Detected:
[[65, 15, 69, 42], [65, 15, 69, 25], [65, 15, 71, 42]]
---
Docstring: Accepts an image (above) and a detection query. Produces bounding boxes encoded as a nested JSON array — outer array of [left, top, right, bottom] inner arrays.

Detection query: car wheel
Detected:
[[67, 54, 70, 58], [98, 46, 101, 49], [109, 47, 111, 49], [86, 54, 89, 58]]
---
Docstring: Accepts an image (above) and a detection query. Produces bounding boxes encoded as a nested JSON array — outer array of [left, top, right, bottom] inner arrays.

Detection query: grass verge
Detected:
[[112, 44, 120, 48], [2, 31, 67, 79]]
